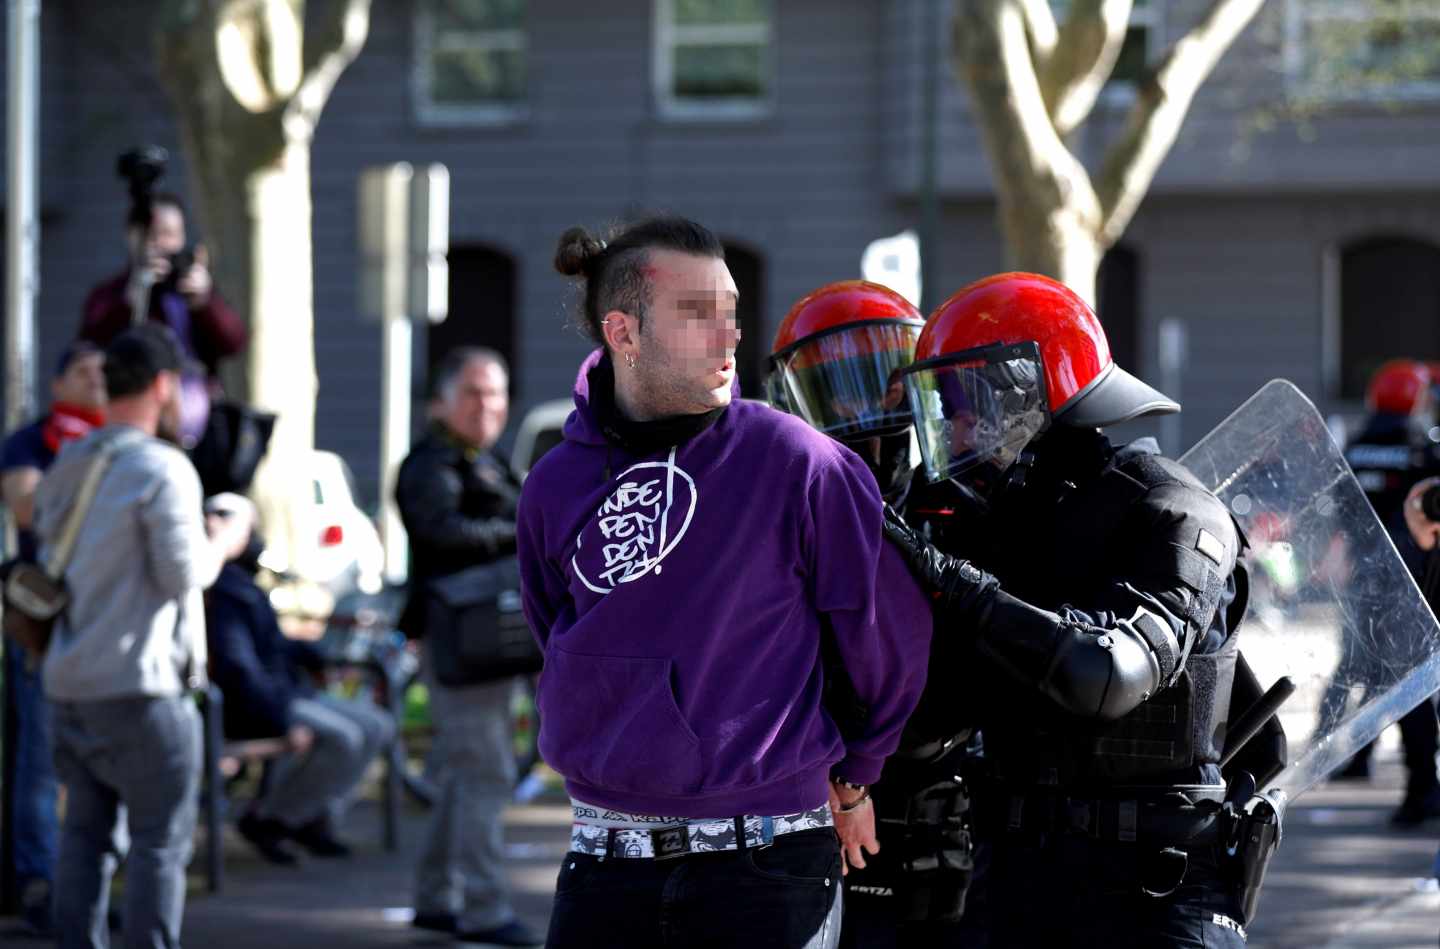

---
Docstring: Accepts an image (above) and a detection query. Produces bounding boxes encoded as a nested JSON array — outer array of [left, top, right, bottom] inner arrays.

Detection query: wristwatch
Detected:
[[830, 776, 867, 793]]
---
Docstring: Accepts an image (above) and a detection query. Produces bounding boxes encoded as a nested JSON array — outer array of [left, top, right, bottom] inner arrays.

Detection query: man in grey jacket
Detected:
[[36, 325, 250, 949]]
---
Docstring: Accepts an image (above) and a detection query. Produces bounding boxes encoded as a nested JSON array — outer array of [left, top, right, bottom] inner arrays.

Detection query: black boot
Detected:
[[236, 812, 301, 865], [284, 816, 353, 858]]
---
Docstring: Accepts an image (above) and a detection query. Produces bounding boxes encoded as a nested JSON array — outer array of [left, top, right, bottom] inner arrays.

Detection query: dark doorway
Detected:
[[723, 241, 766, 398], [428, 244, 519, 396], [1340, 237, 1440, 399], [1097, 244, 1141, 374]]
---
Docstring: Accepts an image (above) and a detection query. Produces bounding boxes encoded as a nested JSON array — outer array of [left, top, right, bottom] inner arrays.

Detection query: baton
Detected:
[[1220, 676, 1297, 769]]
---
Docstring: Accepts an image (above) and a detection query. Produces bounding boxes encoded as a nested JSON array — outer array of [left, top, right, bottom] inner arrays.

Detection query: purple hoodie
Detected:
[[517, 350, 932, 817]]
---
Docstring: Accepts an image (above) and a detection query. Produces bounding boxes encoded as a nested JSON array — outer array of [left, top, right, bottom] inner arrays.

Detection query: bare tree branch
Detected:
[[953, 0, 1101, 254], [1016, 0, 1059, 71], [289, 0, 371, 137], [1040, 0, 1133, 137], [1095, 0, 1267, 244]]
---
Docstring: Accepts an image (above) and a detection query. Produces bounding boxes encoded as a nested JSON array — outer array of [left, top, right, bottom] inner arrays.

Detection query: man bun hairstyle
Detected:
[[553, 216, 725, 345]]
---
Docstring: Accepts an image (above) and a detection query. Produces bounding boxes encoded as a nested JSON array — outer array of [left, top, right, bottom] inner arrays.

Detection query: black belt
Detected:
[[1000, 787, 1226, 844]]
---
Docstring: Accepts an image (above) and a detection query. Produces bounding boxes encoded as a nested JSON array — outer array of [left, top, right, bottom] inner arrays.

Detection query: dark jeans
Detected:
[[5, 644, 59, 889], [988, 835, 1247, 948], [545, 827, 843, 949]]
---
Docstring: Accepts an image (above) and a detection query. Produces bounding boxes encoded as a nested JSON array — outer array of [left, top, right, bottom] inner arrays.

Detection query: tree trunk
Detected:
[[999, 204, 1103, 306], [155, 0, 368, 573], [951, 0, 1268, 308]]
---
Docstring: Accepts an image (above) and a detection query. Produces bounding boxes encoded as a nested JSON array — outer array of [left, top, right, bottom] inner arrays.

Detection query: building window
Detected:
[[1337, 237, 1440, 399], [1285, 0, 1440, 101], [414, 0, 527, 125], [654, 0, 773, 119]]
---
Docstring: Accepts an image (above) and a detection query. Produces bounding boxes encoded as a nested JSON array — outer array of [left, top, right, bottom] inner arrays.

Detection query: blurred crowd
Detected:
[[0, 171, 537, 948]]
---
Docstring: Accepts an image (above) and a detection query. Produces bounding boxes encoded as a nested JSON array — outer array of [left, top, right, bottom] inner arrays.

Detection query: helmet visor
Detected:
[[763, 365, 793, 413], [905, 342, 1050, 484], [778, 322, 923, 438]]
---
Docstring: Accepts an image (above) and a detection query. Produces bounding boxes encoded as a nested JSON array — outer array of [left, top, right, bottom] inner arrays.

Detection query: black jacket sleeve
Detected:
[[886, 479, 1240, 722], [395, 451, 517, 559], [205, 591, 295, 739]]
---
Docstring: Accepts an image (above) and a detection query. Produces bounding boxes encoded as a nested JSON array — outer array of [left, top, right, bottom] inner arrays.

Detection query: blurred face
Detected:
[[439, 358, 509, 450], [627, 250, 741, 416], [52, 352, 106, 411], [127, 203, 187, 259]]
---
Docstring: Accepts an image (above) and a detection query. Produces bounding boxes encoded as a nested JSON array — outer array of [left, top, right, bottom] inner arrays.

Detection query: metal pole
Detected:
[[918, 0, 942, 315], [6, 0, 40, 432], [2, 0, 41, 915], [379, 315, 411, 584]]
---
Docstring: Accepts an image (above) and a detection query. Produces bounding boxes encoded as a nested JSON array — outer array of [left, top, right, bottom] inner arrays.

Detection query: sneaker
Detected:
[[236, 812, 301, 865], [455, 919, 545, 947], [1391, 788, 1440, 827], [411, 912, 458, 934], [284, 817, 352, 858]]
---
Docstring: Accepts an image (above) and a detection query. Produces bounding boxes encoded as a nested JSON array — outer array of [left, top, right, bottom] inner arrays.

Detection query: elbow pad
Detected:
[[1053, 607, 1175, 721], [976, 594, 1171, 722]]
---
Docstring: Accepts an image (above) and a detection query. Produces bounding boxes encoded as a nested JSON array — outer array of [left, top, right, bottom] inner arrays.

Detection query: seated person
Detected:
[[202, 493, 395, 864]]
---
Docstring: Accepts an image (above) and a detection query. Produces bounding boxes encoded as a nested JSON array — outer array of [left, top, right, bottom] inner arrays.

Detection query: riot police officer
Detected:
[[881, 273, 1272, 948], [1328, 359, 1440, 824], [768, 281, 982, 948]]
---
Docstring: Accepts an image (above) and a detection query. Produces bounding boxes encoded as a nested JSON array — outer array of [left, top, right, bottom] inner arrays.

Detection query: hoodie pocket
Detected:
[[538, 646, 703, 796]]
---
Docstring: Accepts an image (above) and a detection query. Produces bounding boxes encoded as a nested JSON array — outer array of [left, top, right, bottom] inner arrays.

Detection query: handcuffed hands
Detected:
[[828, 781, 879, 876]]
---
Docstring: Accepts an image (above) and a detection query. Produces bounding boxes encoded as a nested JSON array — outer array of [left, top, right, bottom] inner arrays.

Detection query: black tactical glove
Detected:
[[882, 503, 997, 615]]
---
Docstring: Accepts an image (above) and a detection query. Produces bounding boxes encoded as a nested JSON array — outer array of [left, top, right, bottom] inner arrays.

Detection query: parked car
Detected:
[[511, 398, 571, 478], [259, 450, 386, 614]]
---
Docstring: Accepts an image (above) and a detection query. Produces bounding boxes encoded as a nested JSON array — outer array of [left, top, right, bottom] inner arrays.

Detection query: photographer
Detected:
[[79, 191, 246, 383]]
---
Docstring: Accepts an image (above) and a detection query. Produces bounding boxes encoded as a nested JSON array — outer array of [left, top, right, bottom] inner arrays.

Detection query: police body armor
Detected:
[[935, 432, 1265, 801], [987, 444, 1241, 789]]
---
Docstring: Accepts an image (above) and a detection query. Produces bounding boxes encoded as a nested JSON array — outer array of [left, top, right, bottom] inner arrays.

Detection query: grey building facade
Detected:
[[5, 0, 1440, 504]]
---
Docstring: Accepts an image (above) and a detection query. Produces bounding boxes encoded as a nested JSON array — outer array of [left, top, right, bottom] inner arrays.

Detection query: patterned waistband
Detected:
[[569, 803, 833, 860]]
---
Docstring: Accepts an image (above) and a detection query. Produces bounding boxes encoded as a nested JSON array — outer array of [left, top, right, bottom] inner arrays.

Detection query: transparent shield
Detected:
[[1179, 380, 1440, 803]]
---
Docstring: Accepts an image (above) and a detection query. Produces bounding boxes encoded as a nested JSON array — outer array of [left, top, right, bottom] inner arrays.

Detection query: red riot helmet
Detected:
[[1365, 359, 1433, 417], [770, 280, 925, 438], [901, 272, 1179, 486]]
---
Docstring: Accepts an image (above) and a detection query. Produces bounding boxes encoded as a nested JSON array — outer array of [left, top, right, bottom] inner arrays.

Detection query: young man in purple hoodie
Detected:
[[518, 218, 933, 949]]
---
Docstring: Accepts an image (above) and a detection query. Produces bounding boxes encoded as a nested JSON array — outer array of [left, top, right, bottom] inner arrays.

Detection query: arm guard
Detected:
[[969, 590, 1179, 722]]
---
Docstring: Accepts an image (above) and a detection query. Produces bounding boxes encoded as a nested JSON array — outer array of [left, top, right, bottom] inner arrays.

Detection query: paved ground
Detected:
[[2, 754, 1437, 947]]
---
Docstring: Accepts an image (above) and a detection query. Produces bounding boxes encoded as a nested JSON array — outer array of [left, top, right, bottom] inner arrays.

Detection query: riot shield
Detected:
[[1180, 380, 1440, 804]]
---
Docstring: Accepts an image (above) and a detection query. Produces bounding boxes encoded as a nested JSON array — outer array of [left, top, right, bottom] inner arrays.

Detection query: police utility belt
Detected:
[[569, 801, 833, 860], [999, 785, 1227, 844]]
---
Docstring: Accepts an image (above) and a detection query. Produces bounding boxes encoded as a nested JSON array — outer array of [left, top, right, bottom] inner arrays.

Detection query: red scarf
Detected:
[[42, 402, 107, 454]]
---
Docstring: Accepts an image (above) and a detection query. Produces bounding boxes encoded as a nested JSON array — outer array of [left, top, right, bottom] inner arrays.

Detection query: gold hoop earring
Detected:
[[625, 353, 636, 369]]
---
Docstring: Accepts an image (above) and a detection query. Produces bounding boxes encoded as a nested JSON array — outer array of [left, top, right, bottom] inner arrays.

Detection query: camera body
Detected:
[[116, 145, 169, 211], [116, 146, 195, 289]]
